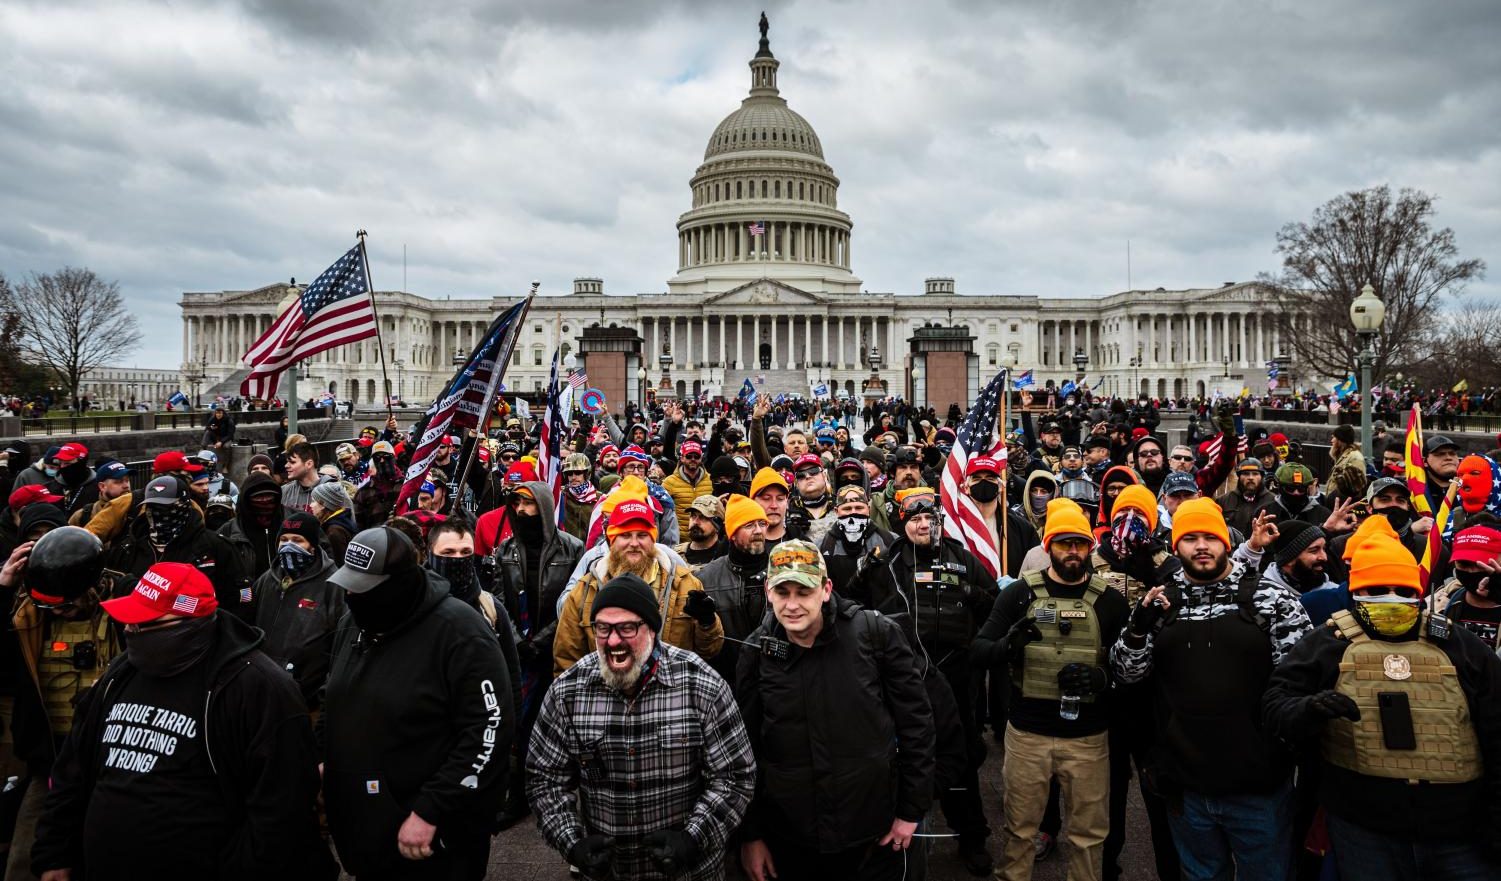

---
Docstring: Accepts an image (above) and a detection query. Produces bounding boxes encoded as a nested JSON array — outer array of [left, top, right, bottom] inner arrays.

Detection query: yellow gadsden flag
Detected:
[[1453, 378, 1469, 393]]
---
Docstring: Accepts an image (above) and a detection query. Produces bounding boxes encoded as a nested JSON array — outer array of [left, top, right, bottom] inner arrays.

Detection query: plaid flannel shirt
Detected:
[[527, 642, 756, 881]]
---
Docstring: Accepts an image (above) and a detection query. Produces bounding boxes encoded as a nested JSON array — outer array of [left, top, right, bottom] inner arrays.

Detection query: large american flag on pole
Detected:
[[536, 349, 568, 515], [941, 368, 1009, 578], [240, 244, 377, 401], [394, 300, 528, 513]]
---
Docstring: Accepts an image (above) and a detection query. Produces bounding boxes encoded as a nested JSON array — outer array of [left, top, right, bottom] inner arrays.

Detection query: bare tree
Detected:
[[5, 268, 142, 407], [1408, 299, 1501, 391], [1261, 185, 1485, 381]]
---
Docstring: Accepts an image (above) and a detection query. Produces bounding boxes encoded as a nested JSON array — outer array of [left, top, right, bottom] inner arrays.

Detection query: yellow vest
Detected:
[[1013, 571, 1109, 702], [1321, 610, 1482, 784]]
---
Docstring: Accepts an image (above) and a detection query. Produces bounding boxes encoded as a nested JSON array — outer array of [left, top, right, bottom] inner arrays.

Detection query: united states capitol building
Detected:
[[179, 18, 1308, 410]]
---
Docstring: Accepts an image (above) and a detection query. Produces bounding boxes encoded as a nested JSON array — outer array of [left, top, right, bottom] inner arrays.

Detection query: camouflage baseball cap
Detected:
[[767, 540, 827, 590]]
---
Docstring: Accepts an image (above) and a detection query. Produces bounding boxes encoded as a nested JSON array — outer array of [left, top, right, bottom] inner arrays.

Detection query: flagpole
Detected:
[[999, 368, 1010, 577], [357, 229, 396, 423], [453, 283, 539, 511]]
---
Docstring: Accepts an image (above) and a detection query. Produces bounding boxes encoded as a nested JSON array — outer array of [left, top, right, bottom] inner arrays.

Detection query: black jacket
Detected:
[[735, 599, 935, 851], [1263, 621, 1501, 840], [320, 574, 514, 878], [221, 473, 285, 580], [31, 614, 336, 881], [697, 550, 771, 682], [119, 515, 251, 623], [493, 480, 583, 673], [853, 536, 999, 663], [252, 554, 345, 710]]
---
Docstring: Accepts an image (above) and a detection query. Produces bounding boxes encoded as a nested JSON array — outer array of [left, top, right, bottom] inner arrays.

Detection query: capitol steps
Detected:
[[721, 367, 811, 399]]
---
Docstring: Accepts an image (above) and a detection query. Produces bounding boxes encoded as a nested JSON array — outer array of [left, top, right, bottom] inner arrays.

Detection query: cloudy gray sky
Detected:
[[2, 0, 1497, 369]]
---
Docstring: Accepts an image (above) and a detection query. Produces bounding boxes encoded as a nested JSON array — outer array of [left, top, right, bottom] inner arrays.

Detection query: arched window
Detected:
[[774, 181, 780, 198], [736, 181, 743, 199], [798, 182, 804, 199], [761, 180, 768, 197], [714, 183, 719, 201]]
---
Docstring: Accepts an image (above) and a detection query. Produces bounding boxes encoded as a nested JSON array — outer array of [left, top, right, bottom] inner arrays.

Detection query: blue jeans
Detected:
[[1165, 780, 1293, 881], [1327, 813, 1498, 881]]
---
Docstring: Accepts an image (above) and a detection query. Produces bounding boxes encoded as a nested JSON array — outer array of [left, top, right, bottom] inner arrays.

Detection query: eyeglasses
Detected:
[[500, 454, 518, 462], [591, 620, 644, 639], [681, 454, 701, 461], [1170, 455, 1194, 462], [1138, 450, 1163, 459]]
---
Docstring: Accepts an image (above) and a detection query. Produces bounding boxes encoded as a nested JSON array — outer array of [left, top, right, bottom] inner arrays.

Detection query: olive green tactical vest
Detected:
[[1321, 609, 1482, 784], [37, 616, 112, 736], [1012, 571, 1109, 702]]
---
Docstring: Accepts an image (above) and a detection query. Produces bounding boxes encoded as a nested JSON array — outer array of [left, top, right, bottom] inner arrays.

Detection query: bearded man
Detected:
[[529, 573, 755, 881], [552, 498, 723, 677]]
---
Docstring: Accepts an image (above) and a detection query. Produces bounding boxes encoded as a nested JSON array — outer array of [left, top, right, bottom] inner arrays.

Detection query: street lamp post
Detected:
[[1072, 349, 1088, 392], [394, 359, 406, 405], [636, 366, 648, 408], [1349, 282, 1387, 462], [1129, 354, 1143, 399]]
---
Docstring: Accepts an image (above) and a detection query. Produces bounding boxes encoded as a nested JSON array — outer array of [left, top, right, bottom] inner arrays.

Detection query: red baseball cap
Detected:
[[1131, 427, 1151, 441], [1269, 433, 1289, 445], [680, 441, 704, 457], [102, 562, 218, 624], [445, 435, 461, 447], [611, 499, 656, 533], [1451, 526, 1501, 565], [9, 485, 63, 513], [967, 456, 1003, 477], [153, 451, 203, 475], [506, 461, 538, 483], [55, 442, 89, 464], [792, 453, 823, 473]]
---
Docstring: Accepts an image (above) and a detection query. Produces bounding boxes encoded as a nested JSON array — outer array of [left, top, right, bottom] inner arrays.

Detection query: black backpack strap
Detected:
[[1236, 567, 1269, 631]]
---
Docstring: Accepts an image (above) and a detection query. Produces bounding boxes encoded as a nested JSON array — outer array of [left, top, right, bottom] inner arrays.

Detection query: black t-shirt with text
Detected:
[[84, 665, 229, 877]]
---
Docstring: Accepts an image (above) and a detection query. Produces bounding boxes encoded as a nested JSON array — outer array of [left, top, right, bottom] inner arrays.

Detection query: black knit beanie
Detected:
[[591, 573, 662, 633], [1274, 520, 1324, 566]]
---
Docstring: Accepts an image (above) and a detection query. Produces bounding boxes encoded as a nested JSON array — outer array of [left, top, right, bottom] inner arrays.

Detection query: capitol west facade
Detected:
[[179, 21, 1308, 411]]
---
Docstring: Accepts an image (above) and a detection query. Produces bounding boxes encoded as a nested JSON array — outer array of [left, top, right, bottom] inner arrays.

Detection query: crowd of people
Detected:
[[0, 385, 1496, 881]]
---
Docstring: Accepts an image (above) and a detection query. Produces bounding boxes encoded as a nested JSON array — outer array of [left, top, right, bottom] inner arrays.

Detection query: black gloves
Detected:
[[516, 637, 538, 665], [1128, 595, 1167, 636], [568, 835, 614, 875], [1057, 663, 1109, 695], [1308, 690, 1360, 722], [999, 615, 1042, 664], [642, 828, 700, 875], [684, 590, 717, 628]]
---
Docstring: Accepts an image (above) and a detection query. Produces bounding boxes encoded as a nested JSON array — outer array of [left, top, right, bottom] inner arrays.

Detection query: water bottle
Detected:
[[1059, 692, 1081, 721]]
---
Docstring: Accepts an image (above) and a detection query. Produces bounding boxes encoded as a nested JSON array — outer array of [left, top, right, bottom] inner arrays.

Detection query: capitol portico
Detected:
[[179, 17, 1311, 412]]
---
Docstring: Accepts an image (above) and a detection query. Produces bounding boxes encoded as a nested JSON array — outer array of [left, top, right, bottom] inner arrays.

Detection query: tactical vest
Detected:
[[1321, 610, 1482, 784], [1089, 549, 1166, 609], [34, 613, 114, 736], [1012, 571, 1110, 702], [910, 554, 976, 651]]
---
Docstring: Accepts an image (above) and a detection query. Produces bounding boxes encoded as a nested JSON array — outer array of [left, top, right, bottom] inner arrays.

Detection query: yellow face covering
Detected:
[[1354, 595, 1421, 637]]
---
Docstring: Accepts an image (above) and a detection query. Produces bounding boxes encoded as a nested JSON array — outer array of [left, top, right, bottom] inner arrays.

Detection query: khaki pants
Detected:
[[999, 724, 1109, 881]]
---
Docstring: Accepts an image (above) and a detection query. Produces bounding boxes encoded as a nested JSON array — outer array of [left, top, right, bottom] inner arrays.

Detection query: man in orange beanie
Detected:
[[974, 497, 1128, 881], [553, 497, 722, 676], [1111, 496, 1310, 880], [1264, 526, 1501, 880]]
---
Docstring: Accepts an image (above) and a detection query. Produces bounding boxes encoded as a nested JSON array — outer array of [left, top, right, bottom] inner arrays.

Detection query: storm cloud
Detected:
[[1, 0, 1496, 367]]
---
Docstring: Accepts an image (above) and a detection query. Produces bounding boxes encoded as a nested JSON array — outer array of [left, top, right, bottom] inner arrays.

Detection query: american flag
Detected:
[[747, 221, 765, 236], [240, 244, 378, 401], [941, 368, 1010, 578], [537, 349, 567, 517], [172, 594, 201, 615], [394, 299, 529, 514], [567, 368, 588, 392]]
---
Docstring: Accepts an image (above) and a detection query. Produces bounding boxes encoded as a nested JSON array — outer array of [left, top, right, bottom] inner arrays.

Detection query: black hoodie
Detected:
[[220, 472, 284, 579], [31, 613, 337, 881], [320, 571, 514, 877]]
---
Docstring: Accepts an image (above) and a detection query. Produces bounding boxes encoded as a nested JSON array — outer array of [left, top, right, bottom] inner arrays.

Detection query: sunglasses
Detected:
[[1170, 455, 1194, 462]]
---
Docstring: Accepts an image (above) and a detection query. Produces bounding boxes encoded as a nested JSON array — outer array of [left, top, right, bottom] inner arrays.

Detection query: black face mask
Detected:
[[1455, 569, 1490, 593], [346, 570, 425, 634], [969, 481, 1000, 504], [147, 501, 195, 549], [128, 615, 217, 678], [1381, 507, 1412, 532], [374, 456, 399, 480], [713, 481, 741, 497], [1282, 493, 1309, 515], [511, 510, 544, 545], [60, 461, 91, 487], [430, 555, 479, 603]]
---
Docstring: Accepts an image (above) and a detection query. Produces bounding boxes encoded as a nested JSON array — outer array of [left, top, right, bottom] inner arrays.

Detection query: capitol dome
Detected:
[[667, 15, 860, 295]]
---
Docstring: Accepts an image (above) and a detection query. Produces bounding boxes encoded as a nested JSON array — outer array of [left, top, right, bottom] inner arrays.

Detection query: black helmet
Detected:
[[25, 525, 103, 606]]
